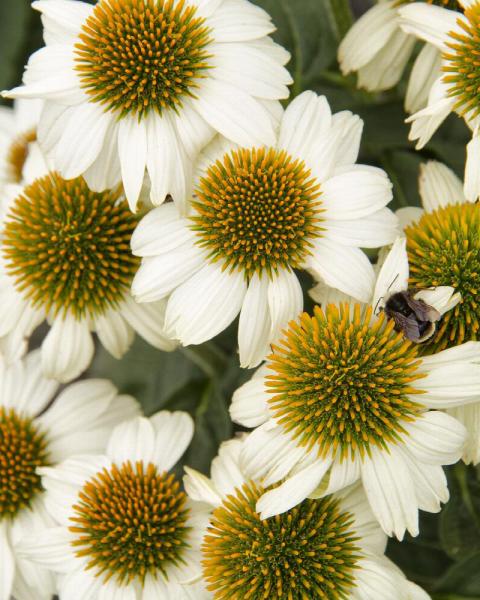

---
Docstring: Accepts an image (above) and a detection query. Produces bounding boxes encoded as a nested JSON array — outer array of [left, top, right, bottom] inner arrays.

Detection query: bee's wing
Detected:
[[405, 296, 441, 322], [391, 313, 423, 342]]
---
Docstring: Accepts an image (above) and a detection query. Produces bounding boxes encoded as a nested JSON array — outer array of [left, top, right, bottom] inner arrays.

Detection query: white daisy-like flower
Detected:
[[3, 0, 292, 213], [0, 144, 176, 382], [16, 412, 210, 600], [0, 349, 140, 600], [131, 91, 397, 368], [184, 436, 431, 599], [398, 0, 480, 199], [338, 0, 451, 113], [391, 160, 480, 464], [229, 237, 480, 539], [0, 99, 44, 196]]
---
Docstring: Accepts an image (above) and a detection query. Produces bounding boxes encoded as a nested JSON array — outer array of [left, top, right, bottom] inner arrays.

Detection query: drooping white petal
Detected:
[[0, 522, 14, 600], [321, 165, 393, 220], [230, 365, 271, 427], [58, 567, 102, 600], [322, 207, 398, 248], [414, 286, 461, 317], [256, 458, 332, 519], [405, 44, 442, 114], [32, 0, 93, 41], [166, 262, 247, 345], [371, 237, 409, 312], [95, 309, 134, 359], [399, 3, 461, 51], [15, 527, 77, 574], [107, 417, 156, 465], [360, 444, 419, 539], [307, 239, 375, 303], [131, 205, 195, 258], [41, 315, 94, 383], [184, 467, 222, 506], [415, 362, 480, 408], [449, 403, 480, 464], [131, 242, 204, 302], [419, 160, 465, 211], [210, 438, 246, 497], [82, 118, 121, 192], [194, 78, 275, 146], [150, 411, 194, 471], [267, 267, 303, 344], [118, 116, 147, 212], [352, 555, 411, 600], [238, 273, 272, 368], [401, 410, 466, 464], [120, 296, 178, 352], [464, 130, 480, 202], [173, 98, 215, 160], [314, 455, 361, 497], [328, 110, 363, 168]]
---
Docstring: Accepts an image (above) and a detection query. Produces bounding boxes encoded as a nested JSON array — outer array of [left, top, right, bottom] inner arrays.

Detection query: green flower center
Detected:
[[70, 461, 190, 586], [267, 304, 425, 458], [75, 0, 212, 119], [202, 481, 360, 600], [6, 128, 37, 183], [191, 147, 324, 278], [2, 172, 139, 319], [0, 407, 49, 519], [443, 5, 480, 117], [406, 202, 480, 352]]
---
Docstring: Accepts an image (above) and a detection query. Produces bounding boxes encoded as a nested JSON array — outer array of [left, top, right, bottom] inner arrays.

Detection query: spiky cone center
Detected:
[[0, 407, 49, 520], [443, 5, 480, 117], [75, 0, 212, 119], [406, 202, 480, 352], [202, 480, 360, 600], [266, 303, 426, 460], [191, 147, 324, 278], [2, 172, 140, 319], [69, 461, 191, 586], [6, 128, 37, 183]]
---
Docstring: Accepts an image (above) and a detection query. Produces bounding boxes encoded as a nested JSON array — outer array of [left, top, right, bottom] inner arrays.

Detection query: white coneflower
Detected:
[[16, 413, 209, 599], [0, 350, 140, 600], [398, 0, 480, 199], [131, 91, 397, 368], [338, 0, 460, 113], [229, 239, 480, 539], [3, 0, 292, 212], [394, 160, 480, 463], [184, 436, 431, 599], [0, 144, 176, 381]]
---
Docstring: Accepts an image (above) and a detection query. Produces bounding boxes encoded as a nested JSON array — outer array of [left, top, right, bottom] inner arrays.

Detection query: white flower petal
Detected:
[[98, 580, 137, 600], [323, 207, 399, 248], [95, 309, 134, 359], [361, 444, 419, 539], [12, 349, 59, 416], [208, 0, 275, 42], [307, 239, 375, 303], [405, 44, 442, 114], [41, 315, 94, 383], [166, 262, 247, 345], [329, 110, 363, 168], [419, 340, 480, 368], [120, 296, 177, 352], [0, 522, 14, 600], [184, 466, 221, 506], [398, 446, 448, 512], [194, 78, 275, 146], [150, 411, 194, 471], [59, 567, 102, 600], [238, 273, 272, 368], [230, 365, 270, 428], [118, 116, 147, 212], [415, 362, 480, 407], [399, 3, 461, 51], [268, 267, 303, 344], [449, 403, 480, 464], [322, 165, 393, 220], [132, 242, 204, 302], [414, 286, 461, 317], [33, 0, 92, 40], [465, 130, 480, 202], [15, 527, 77, 574], [173, 98, 215, 160], [371, 237, 409, 312], [401, 410, 466, 464], [396, 206, 423, 230], [419, 160, 465, 211], [82, 118, 121, 192], [257, 458, 332, 519], [315, 456, 361, 497], [210, 438, 245, 497], [107, 417, 156, 465]]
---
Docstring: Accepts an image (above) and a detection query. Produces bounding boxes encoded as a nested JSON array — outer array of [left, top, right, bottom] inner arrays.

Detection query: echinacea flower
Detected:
[[0, 350, 140, 600], [3, 0, 292, 212], [398, 0, 480, 199], [17, 413, 209, 599], [131, 91, 397, 367], [338, 0, 457, 113], [0, 144, 176, 382], [184, 436, 431, 599], [229, 241, 480, 539]]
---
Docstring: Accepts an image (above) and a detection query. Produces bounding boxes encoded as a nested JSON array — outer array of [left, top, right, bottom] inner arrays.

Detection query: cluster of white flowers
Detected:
[[0, 0, 479, 598]]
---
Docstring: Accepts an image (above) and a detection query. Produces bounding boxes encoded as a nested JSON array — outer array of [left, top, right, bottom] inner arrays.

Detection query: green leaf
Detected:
[[434, 552, 480, 596]]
